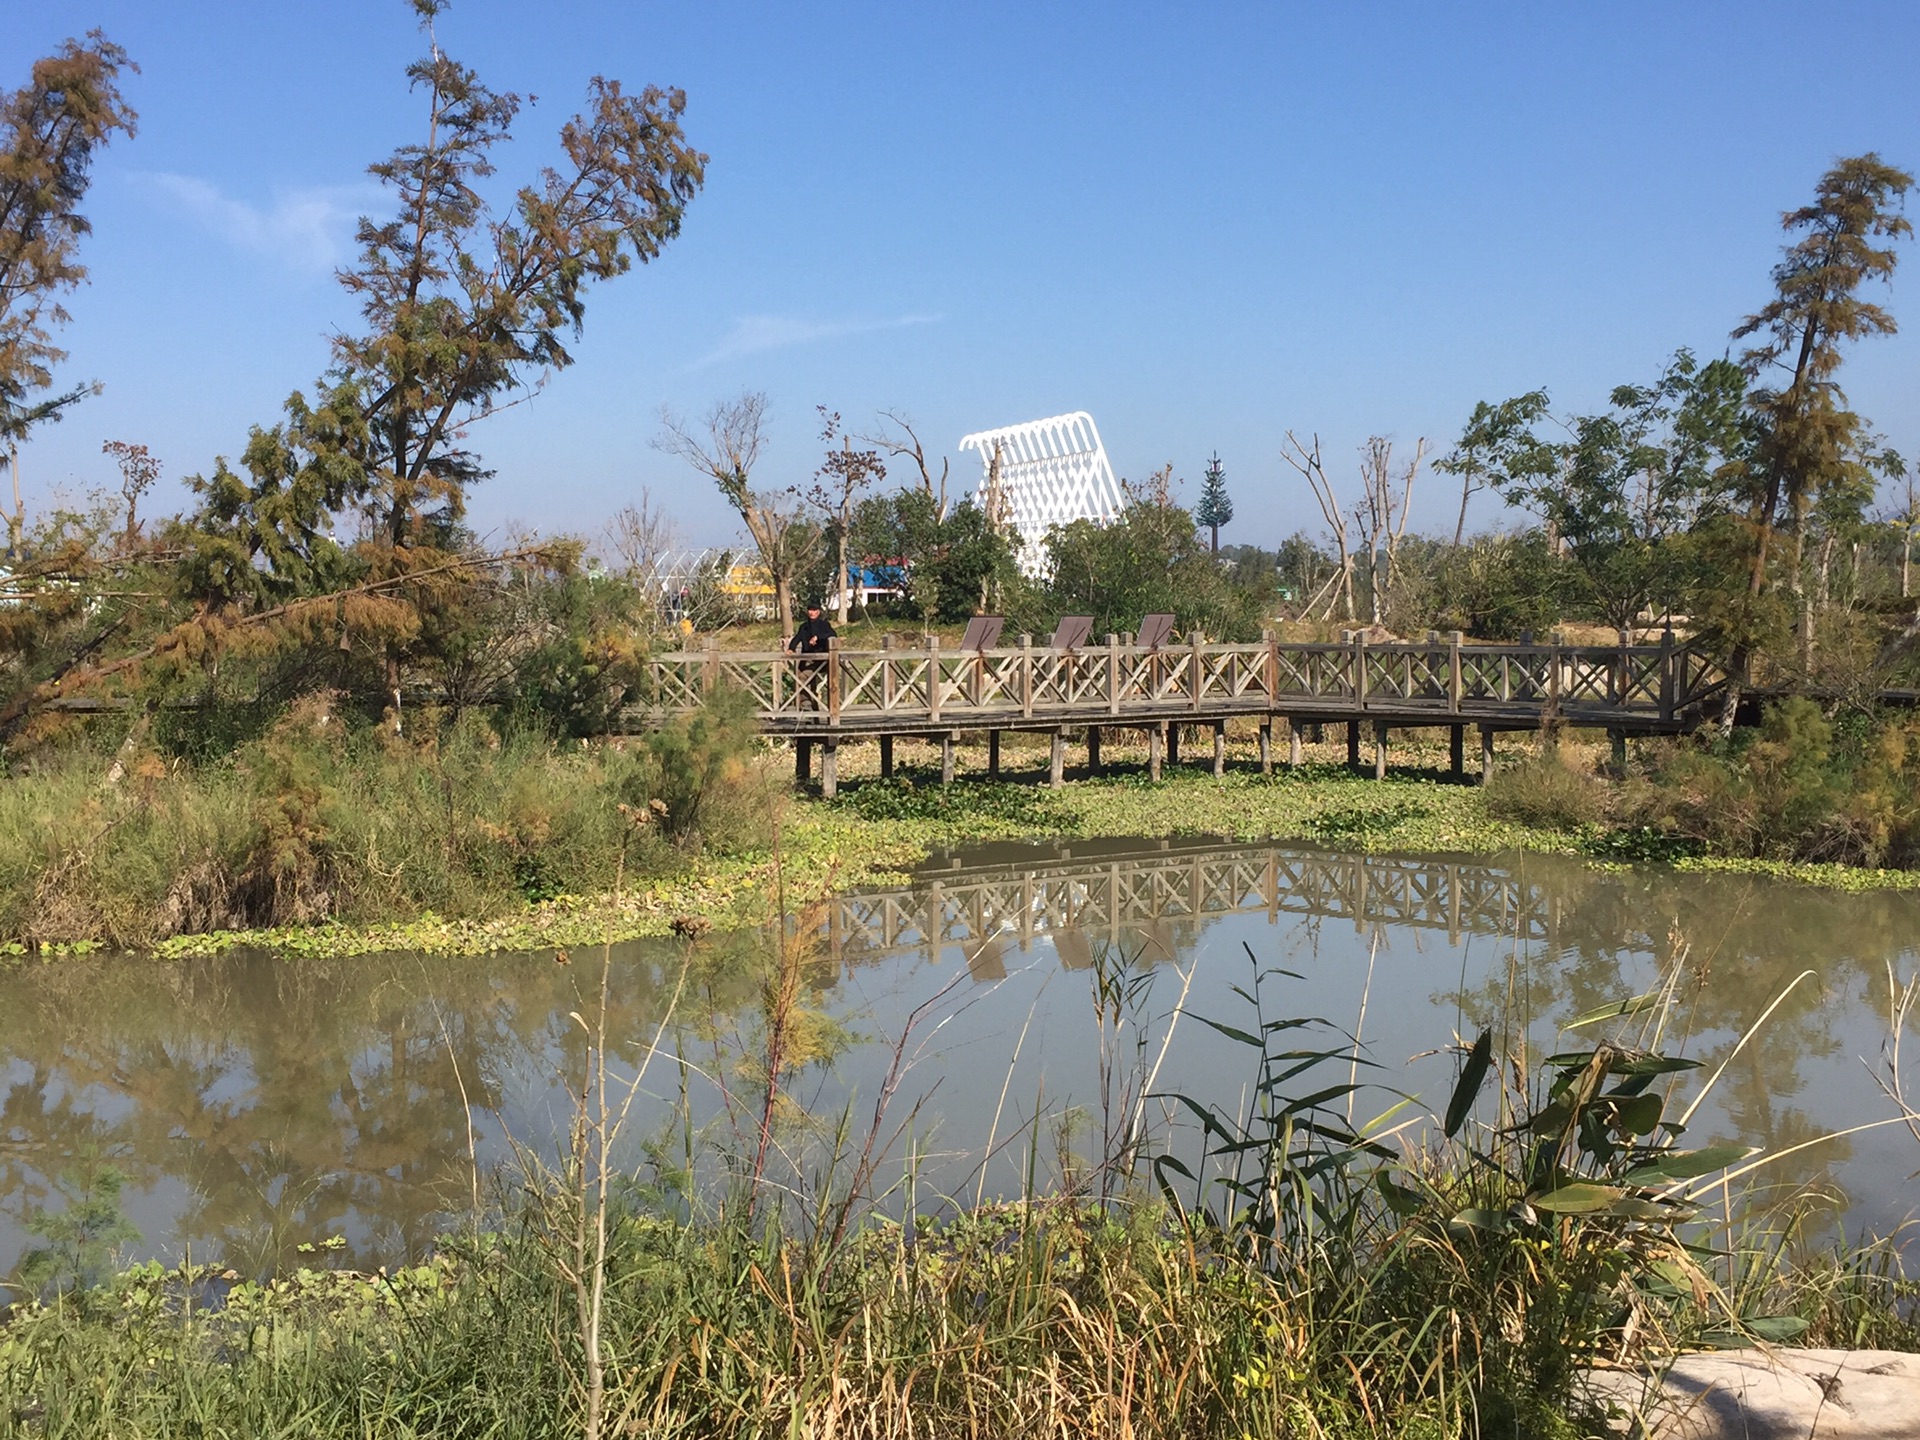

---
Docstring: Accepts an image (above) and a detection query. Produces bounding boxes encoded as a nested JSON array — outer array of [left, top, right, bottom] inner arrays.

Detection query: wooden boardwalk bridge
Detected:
[[625, 630, 1731, 794], [813, 840, 1558, 979]]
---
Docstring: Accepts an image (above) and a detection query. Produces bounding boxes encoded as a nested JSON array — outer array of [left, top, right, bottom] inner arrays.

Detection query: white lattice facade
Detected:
[[957, 411, 1123, 575]]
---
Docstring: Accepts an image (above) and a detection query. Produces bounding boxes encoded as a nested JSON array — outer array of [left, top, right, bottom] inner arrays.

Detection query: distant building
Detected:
[[957, 411, 1124, 576]]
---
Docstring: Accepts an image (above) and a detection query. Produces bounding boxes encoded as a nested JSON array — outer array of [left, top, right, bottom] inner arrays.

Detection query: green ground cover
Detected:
[[149, 755, 1920, 962]]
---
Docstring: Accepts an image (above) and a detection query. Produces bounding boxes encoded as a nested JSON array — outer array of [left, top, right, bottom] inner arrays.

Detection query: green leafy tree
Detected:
[[847, 489, 1019, 623], [1491, 352, 1753, 628], [1045, 489, 1270, 640], [1436, 390, 1551, 547], [1194, 451, 1233, 553], [0, 31, 138, 558]]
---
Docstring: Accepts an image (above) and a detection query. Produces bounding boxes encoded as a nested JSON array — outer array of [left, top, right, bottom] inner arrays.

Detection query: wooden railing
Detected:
[[625, 632, 1729, 732]]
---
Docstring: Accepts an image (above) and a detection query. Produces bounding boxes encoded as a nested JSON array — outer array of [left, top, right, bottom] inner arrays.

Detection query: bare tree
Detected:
[[1895, 468, 1919, 602], [604, 486, 679, 627], [1353, 435, 1426, 625], [805, 408, 885, 620], [656, 392, 817, 636], [100, 438, 158, 548], [859, 409, 950, 522], [606, 488, 676, 576], [1281, 431, 1354, 622]]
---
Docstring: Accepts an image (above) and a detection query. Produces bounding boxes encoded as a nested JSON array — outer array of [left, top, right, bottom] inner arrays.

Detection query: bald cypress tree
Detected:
[[1734, 154, 1912, 653]]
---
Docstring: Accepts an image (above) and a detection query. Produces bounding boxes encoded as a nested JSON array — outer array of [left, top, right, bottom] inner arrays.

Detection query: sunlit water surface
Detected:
[[3, 839, 1917, 1284]]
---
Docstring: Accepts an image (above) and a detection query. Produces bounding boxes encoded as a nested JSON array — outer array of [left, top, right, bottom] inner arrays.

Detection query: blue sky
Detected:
[[9, 1, 1920, 552]]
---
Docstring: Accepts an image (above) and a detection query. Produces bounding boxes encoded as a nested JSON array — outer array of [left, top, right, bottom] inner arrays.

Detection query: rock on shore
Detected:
[[1583, 1348, 1920, 1439]]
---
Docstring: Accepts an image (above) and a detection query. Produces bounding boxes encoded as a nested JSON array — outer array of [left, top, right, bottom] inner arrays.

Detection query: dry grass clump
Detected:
[[1482, 747, 1608, 831]]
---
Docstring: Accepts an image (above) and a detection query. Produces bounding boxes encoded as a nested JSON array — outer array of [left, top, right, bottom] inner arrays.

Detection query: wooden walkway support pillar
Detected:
[[1449, 724, 1465, 781], [1049, 728, 1066, 789], [1289, 720, 1303, 768], [1149, 724, 1164, 781], [796, 738, 812, 785], [1213, 720, 1227, 777], [1479, 724, 1496, 783], [820, 742, 839, 799], [1087, 725, 1102, 772], [1258, 717, 1272, 775], [1373, 719, 1389, 780], [1609, 728, 1627, 772], [1167, 723, 1181, 766], [988, 730, 1001, 779], [1347, 721, 1361, 769], [941, 731, 956, 786], [879, 734, 894, 778]]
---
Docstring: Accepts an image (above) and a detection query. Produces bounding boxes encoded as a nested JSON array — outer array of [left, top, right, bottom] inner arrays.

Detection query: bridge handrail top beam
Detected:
[[651, 639, 1703, 662]]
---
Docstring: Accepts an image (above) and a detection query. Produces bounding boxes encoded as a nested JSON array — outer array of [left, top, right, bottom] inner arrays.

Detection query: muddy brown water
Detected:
[[3, 840, 1916, 1286]]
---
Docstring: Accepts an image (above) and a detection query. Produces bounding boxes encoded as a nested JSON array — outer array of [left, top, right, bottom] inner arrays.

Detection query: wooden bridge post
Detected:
[[881, 633, 896, 712], [1609, 729, 1627, 772], [795, 738, 812, 784], [929, 634, 942, 723], [1166, 722, 1181, 766], [1449, 632, 1464, 712], [703, 637, 718, 698], [1450, 724, 1465, 780], [1190, 630, 1204, 715], [879, 734, 894, 778], [1289, 720, 1303, 768], [1106, 635, 1121, 716], [1373, 719, 1389, 780], [1213, 720, 1227, 777], [1087, 726, 1102, 772], [820, 741, 839, 800], [1050, 727, 1067, 789], [1614, 629, 1631, 706], [1149, 724, 1163, 781], [941, 731, 956, 786], [1259, 716, 1272, 775], [827, 637, 841, 724], [1347, 721, 1360, 769], [1658, 630, 1675, 721], [988, 730, 1001, 779], [1479, 724, 1496, 782], [1020, 635, 1033, 719]]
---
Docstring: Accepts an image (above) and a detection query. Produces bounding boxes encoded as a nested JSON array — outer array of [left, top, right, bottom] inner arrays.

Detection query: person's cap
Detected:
[[806, 600, 822, 610]]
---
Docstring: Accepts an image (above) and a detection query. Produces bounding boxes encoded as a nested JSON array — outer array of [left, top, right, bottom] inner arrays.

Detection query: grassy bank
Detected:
[[9, 709, 1920, 959]]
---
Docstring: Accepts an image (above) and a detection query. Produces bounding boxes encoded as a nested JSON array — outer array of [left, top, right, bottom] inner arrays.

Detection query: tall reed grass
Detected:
[[0, 693, 766, 949]]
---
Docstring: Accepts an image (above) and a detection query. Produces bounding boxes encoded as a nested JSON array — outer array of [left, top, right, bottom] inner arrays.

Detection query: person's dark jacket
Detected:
[[788, 616, 836, 655]]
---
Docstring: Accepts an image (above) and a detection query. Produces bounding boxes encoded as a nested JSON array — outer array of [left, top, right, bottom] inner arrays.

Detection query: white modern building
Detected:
[[957, 411, 1124, 576]]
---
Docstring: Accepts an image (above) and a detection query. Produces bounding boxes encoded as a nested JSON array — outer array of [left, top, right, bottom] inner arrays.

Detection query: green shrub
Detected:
[[1626, 700, 1920, 866]]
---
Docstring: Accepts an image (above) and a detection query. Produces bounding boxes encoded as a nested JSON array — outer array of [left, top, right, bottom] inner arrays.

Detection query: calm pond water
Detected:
[[3, 838, 1917, 1286]]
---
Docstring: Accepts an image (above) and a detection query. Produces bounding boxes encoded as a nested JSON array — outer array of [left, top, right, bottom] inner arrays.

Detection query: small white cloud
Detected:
[[692, 312, 941, 369], [132, 171, 376, 272]]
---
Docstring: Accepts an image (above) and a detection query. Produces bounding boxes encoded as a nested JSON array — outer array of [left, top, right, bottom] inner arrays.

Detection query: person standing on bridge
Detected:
[[789, 600, 836, 713]]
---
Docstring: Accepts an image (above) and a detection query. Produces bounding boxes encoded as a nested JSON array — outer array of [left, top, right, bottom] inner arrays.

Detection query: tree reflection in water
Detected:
[[3, 842, 1916, 1280]]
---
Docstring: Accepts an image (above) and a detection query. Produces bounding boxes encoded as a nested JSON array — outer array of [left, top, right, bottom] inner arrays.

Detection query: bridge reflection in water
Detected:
[[820, 841, 1559, 981]]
